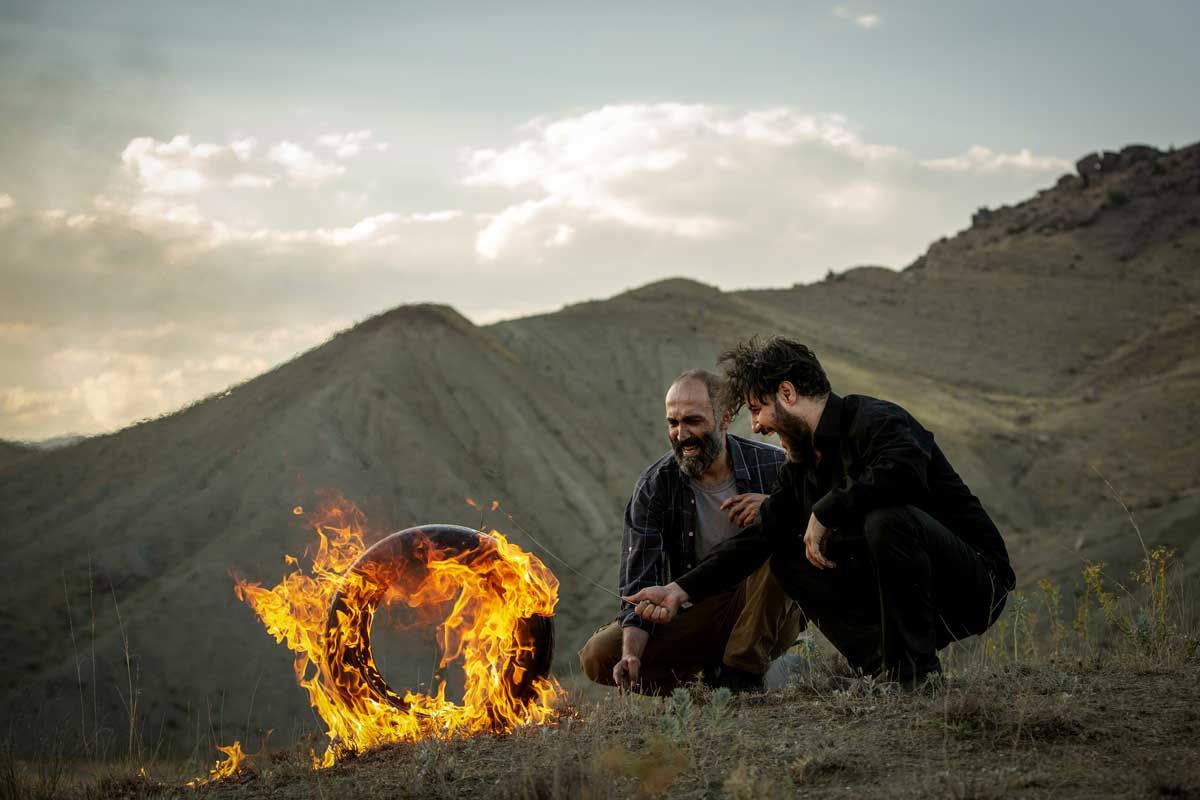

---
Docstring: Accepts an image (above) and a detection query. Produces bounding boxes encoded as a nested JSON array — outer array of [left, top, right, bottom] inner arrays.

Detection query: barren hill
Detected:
[[0, 439, 32, 468], [1, 141, 1198, 757]]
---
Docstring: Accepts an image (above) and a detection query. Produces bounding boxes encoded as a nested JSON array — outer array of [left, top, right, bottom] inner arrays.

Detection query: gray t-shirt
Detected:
[[692, 476, 741, 561]]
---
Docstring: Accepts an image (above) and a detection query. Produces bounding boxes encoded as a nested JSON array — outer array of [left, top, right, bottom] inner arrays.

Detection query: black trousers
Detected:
[[775, 505, 1008, 680]]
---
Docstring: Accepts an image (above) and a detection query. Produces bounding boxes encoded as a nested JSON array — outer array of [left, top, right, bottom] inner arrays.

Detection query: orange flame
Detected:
[[188, 740, 250, 786], [232, 496, 562, 767]]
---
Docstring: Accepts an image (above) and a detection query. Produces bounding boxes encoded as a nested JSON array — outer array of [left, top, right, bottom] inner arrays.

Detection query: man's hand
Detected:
[[622, 582, 689, 624], [804, 513, 837, 569], [613, 654, 641, 690], [720, 493, 768, 528], [615, 626, 649, 691]]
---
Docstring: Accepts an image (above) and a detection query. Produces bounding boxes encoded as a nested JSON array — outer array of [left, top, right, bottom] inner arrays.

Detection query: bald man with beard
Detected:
[[578, 369, 804, 695]]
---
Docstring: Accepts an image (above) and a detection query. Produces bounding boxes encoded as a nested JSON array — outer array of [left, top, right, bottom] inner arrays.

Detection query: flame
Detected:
[[231, 495, 562, 767], [188, 740, 249, 786]]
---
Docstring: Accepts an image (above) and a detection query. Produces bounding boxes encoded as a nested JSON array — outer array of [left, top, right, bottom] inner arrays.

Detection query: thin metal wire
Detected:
[[489, 502, 625, 602]]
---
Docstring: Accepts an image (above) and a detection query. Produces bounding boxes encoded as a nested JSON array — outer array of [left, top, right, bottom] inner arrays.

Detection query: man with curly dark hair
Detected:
[[624, 337, 1016, 689]]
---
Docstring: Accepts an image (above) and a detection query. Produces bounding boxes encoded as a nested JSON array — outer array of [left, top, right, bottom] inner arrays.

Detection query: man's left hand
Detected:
[[613, 654, 641, 691], [623, 583, 689, 623], [804, 513, 837, 569], [720, 493, 768, 528]]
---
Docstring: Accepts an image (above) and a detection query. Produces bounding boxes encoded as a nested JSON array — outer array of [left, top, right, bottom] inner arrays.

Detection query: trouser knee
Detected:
[[578, 630, 618, 685], [578, 642, 606, 684], [862, 506, 917, 555]]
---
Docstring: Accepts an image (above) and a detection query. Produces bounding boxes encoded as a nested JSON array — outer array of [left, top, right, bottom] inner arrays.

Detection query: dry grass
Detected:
[[7, 623, 1196, 799]]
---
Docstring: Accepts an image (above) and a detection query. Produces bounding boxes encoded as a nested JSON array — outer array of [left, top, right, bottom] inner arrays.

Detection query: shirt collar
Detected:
[[726, 434, 754, 485], [813, 392, 843, 444]]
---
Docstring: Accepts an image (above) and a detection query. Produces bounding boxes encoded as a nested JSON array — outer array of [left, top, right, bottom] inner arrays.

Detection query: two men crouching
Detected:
[[580, 339, 1014, 694]]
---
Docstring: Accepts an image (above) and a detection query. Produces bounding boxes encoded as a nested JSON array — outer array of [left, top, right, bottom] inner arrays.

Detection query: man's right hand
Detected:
[[721, 492, 768, 528], [623, 582, 689, 623], [613, 654, 641, 690]]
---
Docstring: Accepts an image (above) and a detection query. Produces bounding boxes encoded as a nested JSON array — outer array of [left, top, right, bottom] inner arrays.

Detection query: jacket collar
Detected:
[[813, 392, 843, 446]]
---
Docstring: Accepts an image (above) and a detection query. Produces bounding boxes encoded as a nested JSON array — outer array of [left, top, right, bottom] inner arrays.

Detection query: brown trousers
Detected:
[[577, 561, 804, 694]]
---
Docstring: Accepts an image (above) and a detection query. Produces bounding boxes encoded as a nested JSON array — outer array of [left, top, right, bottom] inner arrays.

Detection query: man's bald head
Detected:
[[667, 369, 724, 422]]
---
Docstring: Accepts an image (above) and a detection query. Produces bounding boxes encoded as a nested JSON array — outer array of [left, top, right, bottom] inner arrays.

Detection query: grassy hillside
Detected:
[[0, 141, 1197, 763]]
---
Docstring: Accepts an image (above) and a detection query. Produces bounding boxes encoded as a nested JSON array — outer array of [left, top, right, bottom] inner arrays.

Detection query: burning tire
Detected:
[[322, 524, 555, 727]]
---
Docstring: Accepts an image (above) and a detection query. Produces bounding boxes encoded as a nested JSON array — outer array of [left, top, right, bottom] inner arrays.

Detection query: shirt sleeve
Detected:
[[811, 404, 933, 529], [618, 471, 667, 632]]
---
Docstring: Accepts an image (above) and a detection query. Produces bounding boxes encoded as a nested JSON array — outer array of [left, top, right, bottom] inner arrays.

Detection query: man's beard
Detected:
[[673, 430, 724, 479], [773, 399, 817, 465]]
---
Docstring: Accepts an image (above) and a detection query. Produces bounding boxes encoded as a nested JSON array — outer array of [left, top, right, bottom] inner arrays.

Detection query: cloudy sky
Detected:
[[2, 1, 1198, 440]]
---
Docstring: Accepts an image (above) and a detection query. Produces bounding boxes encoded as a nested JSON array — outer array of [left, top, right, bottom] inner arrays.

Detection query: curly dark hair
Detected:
[[717, 336, 831, 416]]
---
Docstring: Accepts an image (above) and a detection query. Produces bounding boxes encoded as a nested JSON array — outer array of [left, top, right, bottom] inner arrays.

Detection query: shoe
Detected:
[[764, 654, 807, 690]]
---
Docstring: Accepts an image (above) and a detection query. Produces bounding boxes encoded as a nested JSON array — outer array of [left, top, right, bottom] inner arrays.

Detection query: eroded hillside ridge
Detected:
[[915, 142, 1200, 279]]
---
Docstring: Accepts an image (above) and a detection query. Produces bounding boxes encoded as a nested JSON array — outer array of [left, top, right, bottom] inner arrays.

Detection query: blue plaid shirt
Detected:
[[619, 434, 787, 631]]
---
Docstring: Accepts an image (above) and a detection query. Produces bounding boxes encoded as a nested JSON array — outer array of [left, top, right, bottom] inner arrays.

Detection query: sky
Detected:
[[1, 1, 1198, 440]]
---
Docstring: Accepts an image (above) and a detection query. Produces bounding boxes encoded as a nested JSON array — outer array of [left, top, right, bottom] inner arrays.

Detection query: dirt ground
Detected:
[[60, 658, 1196, 800]]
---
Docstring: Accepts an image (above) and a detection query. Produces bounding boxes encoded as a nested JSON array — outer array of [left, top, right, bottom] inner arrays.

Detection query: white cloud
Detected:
[[122, 134, 282, 195], [463, 103, 1067, 260], [922, 145, 1073, 174], [122, 196, 208, 228], [267, 141, 346, 186], [122, 136, 211, 194], [833, 6, 882, 28], [0, 193, 14, 211], [277, 212, 401, 246], [89, 175, 467, 257], [545, 224, 574, 248], [230, 137, 258, 160], [408, 210, 462, 223], [209, 210, 467, 249], [316, 130, 388, 158], [475, 197, 563, 260], [0, 321, 351, 438], [62, 349, 268, 431], [467, 103, 840, 257], [0, 386, 65, 417]]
